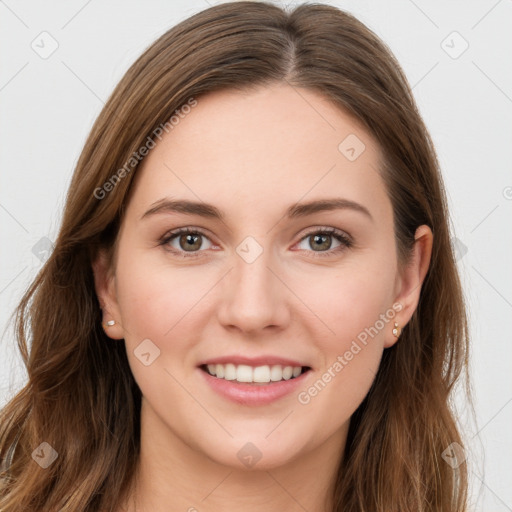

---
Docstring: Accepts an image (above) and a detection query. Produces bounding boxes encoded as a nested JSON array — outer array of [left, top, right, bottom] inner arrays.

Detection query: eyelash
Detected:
[[159, 226, 353, 259]]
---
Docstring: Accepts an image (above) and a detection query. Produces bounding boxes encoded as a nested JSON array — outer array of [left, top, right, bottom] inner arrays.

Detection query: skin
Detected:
[[93, 82, 433, 512]]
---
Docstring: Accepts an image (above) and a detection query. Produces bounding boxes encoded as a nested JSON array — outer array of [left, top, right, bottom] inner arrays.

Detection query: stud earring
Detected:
[[103, 320, 116, 328], [392, 322, 401, 338]]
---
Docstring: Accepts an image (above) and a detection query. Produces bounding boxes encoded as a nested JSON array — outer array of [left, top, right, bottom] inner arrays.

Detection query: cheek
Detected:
[[116, 260, 201, 341], [113, 257, 209, 400], [114, 250, 226, 382], [294, 255, 396, 345], [335, 278, 394, 346], [293, 279, 390, 429], [292, 256, 395, 405]]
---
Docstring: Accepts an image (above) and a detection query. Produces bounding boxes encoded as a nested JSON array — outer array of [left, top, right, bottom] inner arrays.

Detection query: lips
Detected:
[[198, 364, 312, 405], [196, 354, 313, 405]]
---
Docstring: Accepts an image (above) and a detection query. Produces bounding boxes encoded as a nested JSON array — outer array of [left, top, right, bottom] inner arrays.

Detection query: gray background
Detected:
[[1, 1, 511, 509]]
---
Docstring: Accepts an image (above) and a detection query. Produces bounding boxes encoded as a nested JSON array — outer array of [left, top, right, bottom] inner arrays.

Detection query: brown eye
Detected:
[[160, 228, 214, 257], [296, 228, 352, 257], [178, 232, 203, 251], [308, 233, 333, 251]]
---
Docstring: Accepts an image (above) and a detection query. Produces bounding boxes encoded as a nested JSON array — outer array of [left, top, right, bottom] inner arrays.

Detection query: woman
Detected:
[[0, 2, 471, 510]]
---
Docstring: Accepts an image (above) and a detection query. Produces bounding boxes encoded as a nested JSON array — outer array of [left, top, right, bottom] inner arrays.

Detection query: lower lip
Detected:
[[198, 367, 311, 406]]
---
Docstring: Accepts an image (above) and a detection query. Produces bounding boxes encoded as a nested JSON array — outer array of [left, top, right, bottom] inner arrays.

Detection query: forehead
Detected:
[[127, 83, 390, 224]]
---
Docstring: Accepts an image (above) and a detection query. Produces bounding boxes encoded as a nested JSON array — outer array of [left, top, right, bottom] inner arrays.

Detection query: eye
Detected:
[[159, 227, 214, 258], [159, 226, 352, 259], [295, 227, 352, 258]]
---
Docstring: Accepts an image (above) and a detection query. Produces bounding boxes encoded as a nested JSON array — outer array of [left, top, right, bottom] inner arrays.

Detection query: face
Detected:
[[94, 83, 427, 470]]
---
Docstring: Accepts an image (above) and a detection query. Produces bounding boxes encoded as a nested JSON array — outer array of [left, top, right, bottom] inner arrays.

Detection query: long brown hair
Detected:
[[0, 2, 471, 510]]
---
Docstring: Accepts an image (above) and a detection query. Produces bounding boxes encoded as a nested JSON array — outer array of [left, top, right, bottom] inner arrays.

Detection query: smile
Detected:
[[198, 363, 313, 406], [201, 363, 310, 384]]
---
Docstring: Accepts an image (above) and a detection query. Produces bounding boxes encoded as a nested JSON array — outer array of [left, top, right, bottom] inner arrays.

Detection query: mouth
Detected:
[[199, 363, 312, 385]]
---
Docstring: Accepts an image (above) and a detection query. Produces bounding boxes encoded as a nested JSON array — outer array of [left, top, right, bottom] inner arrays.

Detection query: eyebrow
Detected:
[[140, 197, 373, 222]]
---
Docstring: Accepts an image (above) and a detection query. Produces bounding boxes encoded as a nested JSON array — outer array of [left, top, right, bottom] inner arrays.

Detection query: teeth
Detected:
[[253, 365, 270, 383], [224, 363, 236, 380], [237, 364, 253, 382], [204, 363, 305, 383], [215, 364, 224, 378], [270, 365, 282, 382]]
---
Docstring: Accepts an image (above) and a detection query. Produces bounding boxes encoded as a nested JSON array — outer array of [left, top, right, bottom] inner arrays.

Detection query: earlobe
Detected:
[[385, 225, 433, 348], [91, 248, 124, 340]]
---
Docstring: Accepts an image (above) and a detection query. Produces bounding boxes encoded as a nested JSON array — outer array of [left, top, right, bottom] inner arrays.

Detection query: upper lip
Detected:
[[198, 355, 311, 368]]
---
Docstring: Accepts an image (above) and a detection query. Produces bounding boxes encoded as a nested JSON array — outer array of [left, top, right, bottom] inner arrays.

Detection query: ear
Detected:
[[91, 248, 124, 340], [385, 224, 433, 348]]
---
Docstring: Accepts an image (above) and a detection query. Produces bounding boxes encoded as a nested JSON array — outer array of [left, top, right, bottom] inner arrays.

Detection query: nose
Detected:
[[216, 246, 290, 335]]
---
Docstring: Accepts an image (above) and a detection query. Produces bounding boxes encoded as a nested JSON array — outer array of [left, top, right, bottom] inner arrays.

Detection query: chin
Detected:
[[201, 434, 307, 471]]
